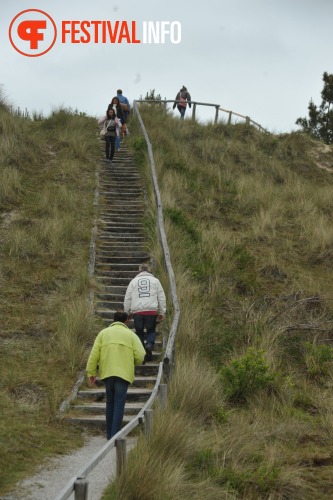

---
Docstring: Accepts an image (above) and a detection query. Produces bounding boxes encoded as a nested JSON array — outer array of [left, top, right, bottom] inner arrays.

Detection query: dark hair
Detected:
[[107, 108, 116, 117], [117, 89, 122, 94], [111, 96, 120, 105], [114, 310, 128, 323], [139, 263, 151, 272]]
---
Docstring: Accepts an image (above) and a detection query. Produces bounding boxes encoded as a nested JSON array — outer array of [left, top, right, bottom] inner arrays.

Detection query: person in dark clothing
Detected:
[[107, 97, 125, 150], [117, 89, 130, 122], [103, 108, 120, 162], [173, 85, 192, 120], [107, 96, 125, 123]]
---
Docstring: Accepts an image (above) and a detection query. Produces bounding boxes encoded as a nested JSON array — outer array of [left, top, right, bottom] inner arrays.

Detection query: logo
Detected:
[[9, 9, 57, 57], [8, 10, 181, 57]]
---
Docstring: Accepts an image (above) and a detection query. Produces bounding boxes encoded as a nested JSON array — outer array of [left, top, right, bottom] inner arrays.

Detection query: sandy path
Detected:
[[2, 435, 136, 500]]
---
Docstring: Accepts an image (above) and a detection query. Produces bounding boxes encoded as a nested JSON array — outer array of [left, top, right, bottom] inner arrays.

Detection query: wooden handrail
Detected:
[[55, 362, 164, 500], [136, 99, 268, 132], [133, 101, 181, 365]]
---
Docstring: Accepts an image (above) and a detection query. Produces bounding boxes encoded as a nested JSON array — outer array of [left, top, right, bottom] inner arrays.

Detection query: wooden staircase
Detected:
[[64, 142, 162, 430]]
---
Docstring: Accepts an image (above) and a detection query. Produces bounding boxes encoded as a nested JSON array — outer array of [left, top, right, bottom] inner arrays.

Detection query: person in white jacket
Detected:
[[124, 264, 166, 361]]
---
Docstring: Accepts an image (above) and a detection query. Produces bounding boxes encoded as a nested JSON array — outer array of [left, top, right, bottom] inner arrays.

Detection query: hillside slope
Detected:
[[2, 99, 333, 499], [106, 106, 333, 499], [0, 104, 100, 494]]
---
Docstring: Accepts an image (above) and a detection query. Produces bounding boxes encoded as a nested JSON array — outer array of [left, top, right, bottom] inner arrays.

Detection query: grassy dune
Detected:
[[0, 100, 100, 492], [2, 95, 333, 498]]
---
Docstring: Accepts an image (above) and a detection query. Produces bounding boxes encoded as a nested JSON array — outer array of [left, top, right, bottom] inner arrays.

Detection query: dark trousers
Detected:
[[133, 314, 157, 347], [104, 376, 129, 439], [105, 135, 116, 160], [177, 105, 186, 120]]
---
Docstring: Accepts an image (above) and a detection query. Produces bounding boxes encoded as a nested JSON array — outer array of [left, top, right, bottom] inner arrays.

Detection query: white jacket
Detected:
[[124, 272, 166, 315]]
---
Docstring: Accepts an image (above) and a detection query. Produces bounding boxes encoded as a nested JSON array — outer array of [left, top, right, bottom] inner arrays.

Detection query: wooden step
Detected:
[[77, 387, 152, 402], [63, 414, 133, 427], [70, 401, 145, 415]]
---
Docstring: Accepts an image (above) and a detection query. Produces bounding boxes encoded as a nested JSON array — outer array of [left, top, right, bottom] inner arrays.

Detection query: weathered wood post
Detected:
[[116, 438, 127, 477], [163, 101, 167, 114], [246, 116, 250, 125], [214, 106, 219, 124], [228, 111, 232, 125], [74, 477, 88, 500], [158, 383, 168, 409], [163, 359, 171, 384], [144, 409, 153, 440], [192, 103, 196, 121]]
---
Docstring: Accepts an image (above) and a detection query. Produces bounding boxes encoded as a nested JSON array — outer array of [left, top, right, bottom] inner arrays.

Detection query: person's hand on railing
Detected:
[[88, 376, 97, 386], [158, 314, 164, 322]]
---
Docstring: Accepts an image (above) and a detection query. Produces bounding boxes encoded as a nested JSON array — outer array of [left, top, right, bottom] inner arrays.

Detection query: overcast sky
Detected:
[[1, 0, 332, 133]]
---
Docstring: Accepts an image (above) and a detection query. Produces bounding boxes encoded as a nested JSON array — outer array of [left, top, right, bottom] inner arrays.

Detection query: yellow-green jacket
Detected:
[[86, 322, 145, 383]]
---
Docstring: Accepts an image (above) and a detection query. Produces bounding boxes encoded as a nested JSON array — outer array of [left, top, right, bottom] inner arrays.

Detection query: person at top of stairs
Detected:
[[86, 310, 145, 440]]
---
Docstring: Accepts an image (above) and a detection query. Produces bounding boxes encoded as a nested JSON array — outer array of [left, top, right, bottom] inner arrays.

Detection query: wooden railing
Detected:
[[135, 99, 268, 132], [133, 101, 181, 371], [55, 363, 165, 500], [55, 102, 180, 500]]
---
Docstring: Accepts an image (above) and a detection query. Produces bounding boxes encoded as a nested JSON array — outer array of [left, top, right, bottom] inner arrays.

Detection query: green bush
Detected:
[[220, 348, 274, 403]]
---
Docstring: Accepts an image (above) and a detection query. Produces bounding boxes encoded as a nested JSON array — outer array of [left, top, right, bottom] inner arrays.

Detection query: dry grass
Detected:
[[54, 297, 95, 374], [0, 167, 22, 205], [103, 409, 232, 500], [167, 354, 222, 421]]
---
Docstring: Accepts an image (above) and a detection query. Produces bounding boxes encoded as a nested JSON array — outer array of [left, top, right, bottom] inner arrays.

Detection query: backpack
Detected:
[[120, 102, 129, 112], [179, 92, 187, 107]]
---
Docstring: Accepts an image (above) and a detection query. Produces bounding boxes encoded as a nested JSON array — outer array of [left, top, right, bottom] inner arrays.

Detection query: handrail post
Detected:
[[246, 116, 250, 125], [192, 103, 196, 121], [74, 476, 88, 500], [116, 438, 127, 477], [158, 383, 168, 409], [163, 359, 170, 383], [163, 101, 167, 114], [144, 409, 153, 440], [214, 106, 219, 124], [228, 111, 232, 125]]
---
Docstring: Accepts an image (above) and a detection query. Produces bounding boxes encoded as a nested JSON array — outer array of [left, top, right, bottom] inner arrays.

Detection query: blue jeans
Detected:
[[104, 376, 129, 439], [178, 105, 186, 120], [116, 135, 121, 150], [133, 314, 157, 347]]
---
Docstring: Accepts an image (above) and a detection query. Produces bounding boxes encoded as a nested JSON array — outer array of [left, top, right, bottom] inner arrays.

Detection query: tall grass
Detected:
[[0, 167, 22, 205], [104, 409, 231, 500], [54, 297, 95, 374]]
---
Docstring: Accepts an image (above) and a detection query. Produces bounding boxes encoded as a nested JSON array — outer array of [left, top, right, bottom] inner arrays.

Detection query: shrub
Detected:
[[220, 348, 274, 403]]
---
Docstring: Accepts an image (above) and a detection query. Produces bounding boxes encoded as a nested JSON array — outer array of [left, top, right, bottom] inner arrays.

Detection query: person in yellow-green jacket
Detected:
[[86, 310, 145, 440]]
